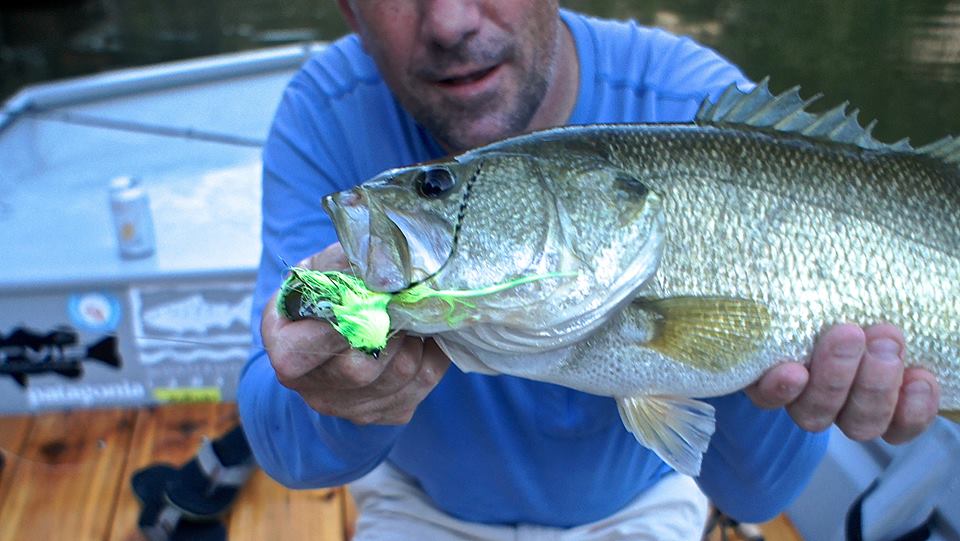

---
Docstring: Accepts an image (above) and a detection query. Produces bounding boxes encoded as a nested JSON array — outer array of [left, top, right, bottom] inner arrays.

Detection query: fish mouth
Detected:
[[322, 188, 455, 293]]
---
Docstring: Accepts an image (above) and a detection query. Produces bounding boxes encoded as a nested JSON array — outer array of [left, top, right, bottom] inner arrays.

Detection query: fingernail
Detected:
[[867, 338, 901, 360], [777, 382, 797, 397], [905, 379, 932, 398], [831, 341, 862, 360], [904, 380, 933, 414], [395, 354, 417, 379]]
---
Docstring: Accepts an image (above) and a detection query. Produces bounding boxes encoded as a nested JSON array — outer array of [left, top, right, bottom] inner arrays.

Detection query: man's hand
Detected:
[[262, 243, 450, 425], [746, 323, 940, 444]]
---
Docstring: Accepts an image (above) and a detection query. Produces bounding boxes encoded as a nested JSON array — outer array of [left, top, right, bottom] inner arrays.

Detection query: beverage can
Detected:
[[109, 176, 156, 259]]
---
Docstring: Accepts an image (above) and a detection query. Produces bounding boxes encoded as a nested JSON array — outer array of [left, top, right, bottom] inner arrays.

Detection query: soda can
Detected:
[[109, 176, 156, 259]]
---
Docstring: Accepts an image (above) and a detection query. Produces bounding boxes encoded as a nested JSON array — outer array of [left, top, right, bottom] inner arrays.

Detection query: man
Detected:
[[239, 2, 941, 539]]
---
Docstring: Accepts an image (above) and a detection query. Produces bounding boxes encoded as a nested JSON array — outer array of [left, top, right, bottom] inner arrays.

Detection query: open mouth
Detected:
[[436, 65, 498, 86], [323, 188, 457, 293]]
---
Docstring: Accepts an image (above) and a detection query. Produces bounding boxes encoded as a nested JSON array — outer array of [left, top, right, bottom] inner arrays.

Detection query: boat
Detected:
[[0, 44, 323, 413], [1, 43, 957, 541]]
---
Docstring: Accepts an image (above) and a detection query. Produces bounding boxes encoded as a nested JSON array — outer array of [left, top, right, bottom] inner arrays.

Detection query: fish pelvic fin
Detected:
[[943, 410, 960, 424], [616, 395, 715, 477], [633, 296, 771, 372]]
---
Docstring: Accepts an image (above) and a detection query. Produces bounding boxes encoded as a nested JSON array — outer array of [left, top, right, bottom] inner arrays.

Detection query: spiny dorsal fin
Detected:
[[918, 136, 960, 165], [696, 77, 913, 152]]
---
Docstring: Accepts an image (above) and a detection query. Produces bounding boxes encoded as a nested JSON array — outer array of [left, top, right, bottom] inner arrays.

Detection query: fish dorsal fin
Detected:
[[696, 78, 913, 152], [917, 136, 960, 165]]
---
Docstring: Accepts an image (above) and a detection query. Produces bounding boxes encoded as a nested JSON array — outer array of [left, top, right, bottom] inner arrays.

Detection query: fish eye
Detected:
[[615, 175, 650, 199], [414, 167, 456, 198]]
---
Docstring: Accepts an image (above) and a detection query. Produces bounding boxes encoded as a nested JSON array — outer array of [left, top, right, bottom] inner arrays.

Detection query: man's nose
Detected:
[[421, 0, 482, 49]]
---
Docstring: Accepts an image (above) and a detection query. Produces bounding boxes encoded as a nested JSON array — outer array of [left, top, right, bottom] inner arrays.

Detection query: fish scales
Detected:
[[499, 125, 960, 406], [322, 82, 960, 474]]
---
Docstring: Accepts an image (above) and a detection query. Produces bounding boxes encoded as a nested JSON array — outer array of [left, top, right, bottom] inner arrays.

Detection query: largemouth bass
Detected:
[[321, 80, 960, 476]]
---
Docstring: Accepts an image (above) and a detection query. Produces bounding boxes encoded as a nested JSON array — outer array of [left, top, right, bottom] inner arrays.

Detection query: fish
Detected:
[[321, 79, 960, 476], [0, 327, 121, 387]]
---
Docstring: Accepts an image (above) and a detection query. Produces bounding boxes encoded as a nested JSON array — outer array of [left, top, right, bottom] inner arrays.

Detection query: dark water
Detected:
[[2, 0, 959, 143]]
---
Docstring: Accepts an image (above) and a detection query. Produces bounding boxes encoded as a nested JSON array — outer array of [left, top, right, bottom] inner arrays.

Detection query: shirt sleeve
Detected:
[[699, 392, 829, 522], [236, 62, 404, 488]]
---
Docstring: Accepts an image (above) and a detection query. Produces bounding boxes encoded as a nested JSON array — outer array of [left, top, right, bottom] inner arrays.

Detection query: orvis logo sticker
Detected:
[[68, 292, 121, 332]]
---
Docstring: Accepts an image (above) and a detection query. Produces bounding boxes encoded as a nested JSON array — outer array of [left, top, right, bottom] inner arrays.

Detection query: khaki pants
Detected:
[[350, 462, 708, 541]]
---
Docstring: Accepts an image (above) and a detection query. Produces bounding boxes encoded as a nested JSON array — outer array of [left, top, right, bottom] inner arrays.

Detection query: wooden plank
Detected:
[[342, 487, 357, 541], [761, 514, 805, 541], [0, 415, 35, 514], [705, 513, 804, 541], [0, 408, 137, 541], [227, 471, 344, 541], [108, 403, 240, 541]]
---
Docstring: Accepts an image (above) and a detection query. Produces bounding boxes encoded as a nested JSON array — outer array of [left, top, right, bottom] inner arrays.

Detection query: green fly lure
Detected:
[[277, 267, 572, 357]]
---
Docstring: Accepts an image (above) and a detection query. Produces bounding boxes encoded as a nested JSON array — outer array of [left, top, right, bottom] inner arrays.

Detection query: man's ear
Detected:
[[336, 0, 361, 33]]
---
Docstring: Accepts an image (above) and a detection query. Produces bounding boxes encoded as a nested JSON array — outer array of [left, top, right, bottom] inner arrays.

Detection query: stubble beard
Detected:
[[413, 68, 550, 152], [405, 29, 558, 152]]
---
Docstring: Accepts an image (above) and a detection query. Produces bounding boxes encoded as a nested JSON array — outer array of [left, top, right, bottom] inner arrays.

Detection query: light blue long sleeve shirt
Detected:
[[238, 9, 828, 527]]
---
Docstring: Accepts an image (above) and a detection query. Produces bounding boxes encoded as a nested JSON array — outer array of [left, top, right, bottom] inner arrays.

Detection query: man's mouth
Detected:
[[436, 65, 498, 86]]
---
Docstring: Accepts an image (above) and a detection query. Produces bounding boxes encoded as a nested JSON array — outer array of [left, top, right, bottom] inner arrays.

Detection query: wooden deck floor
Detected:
[[0, 404, 799, 541], [0, 404, 354, 541]]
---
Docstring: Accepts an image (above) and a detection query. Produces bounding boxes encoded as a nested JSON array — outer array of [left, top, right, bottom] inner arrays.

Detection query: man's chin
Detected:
[[431, 115, 530, 151], [404, 89, 527, 150]]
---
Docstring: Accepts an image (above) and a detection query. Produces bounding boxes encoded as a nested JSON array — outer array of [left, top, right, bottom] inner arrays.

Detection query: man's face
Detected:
[[339, 0, 564, 152]]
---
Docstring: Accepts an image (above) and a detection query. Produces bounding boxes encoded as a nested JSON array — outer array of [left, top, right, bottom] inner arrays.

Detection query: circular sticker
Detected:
[[68, 292, 121, 332]]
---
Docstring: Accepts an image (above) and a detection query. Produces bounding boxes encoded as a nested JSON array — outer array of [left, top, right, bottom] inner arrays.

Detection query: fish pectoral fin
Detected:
[[633, 296, 771, 372], [616, 395, 715, 477]]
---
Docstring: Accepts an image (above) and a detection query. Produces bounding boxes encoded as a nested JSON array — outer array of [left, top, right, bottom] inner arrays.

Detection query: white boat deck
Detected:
[[0, 44, 324, 414], [0, 44, 323, 291]]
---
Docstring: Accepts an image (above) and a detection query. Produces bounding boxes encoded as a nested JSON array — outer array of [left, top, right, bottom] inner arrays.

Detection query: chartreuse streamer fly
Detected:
[[277, 267, 572, 357]]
